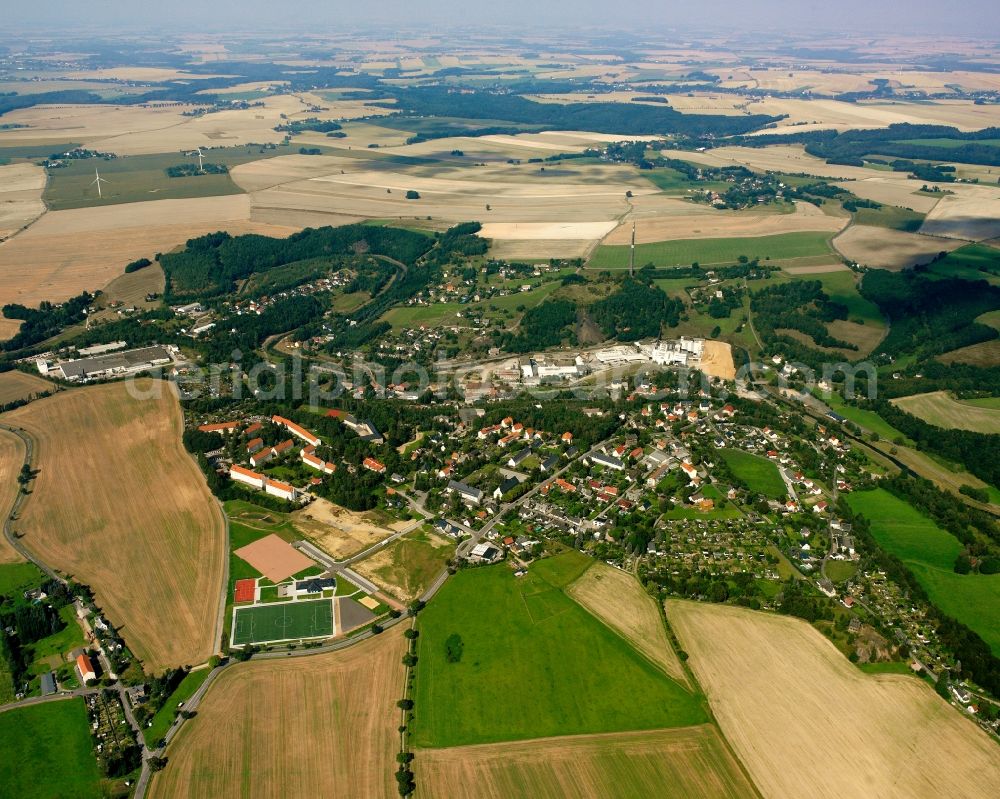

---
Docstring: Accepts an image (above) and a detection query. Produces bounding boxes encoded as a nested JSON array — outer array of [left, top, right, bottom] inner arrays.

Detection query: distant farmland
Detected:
[[4, 380, 226, 671], [417, 725, 759, 799], [149, 626, 407, 799], [588, 231, 834, 269], [43, 146, 283, 211], [890, 390, 1000, 434], [669, 600, 1000, 799]]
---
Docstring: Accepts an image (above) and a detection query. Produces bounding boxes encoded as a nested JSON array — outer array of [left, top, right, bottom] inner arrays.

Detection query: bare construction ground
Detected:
[[0, 429, 26, 564], [700, 340, 737, 381], [567, 561, 687, 685], [149, 625, 407, 799], [417, 725, 759, 799], [833, 225, 963, 270], [0, 195, 295, 308], [293, 498, 409, 560], [0, 163, 46, 241], [668, 600, 1000, 799], [603, 202, 845, 245], [3, 381, 225, 671]]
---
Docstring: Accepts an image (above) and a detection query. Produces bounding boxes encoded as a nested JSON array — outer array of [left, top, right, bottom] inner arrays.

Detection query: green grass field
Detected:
[[0, 561, 44, 596], [852, 204, 925, 233], [718, 448, 786, 499], [824, 560, 858, 583], [43, 146, 286, 210], [925, 244, 1000, 286], [231, 598, 334, 645], [588, 231, 834, 269], [0, 698, 102, 798], [143, 668, 212, 746], [411, 551, 706, 748], [847, 489, 1000, 654], [822, 390, 911, 444]]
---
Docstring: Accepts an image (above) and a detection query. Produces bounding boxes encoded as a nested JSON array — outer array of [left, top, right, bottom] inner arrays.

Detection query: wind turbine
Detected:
[[91, 167, 109, 199], [193, 147, 205, 173]]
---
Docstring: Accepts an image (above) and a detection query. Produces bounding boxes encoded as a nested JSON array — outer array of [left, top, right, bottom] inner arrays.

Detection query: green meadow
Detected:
[[412, 551, 705, 747], [848, 489, 1000, 654]]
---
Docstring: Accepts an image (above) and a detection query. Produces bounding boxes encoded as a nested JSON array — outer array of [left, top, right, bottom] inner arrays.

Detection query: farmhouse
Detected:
[[271, 415, 321, 447], [76, 653, 96, 684], [230, 464, 266, 490]]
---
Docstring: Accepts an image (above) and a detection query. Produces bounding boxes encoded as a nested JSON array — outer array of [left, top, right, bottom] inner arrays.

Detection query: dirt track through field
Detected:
[[0, 428, 26, 564], [149, 626, 407, 799], [417, 725, 759, 798], [4, 381, 225, 670], [567, 561, 688, 685], [668, 600, 1000, 799]]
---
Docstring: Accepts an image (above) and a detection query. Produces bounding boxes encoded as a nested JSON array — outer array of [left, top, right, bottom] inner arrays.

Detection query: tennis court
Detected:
[[231, 598, 335, 646]]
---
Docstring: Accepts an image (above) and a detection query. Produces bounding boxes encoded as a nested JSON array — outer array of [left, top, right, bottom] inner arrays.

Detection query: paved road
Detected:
[[0, 687, 96, 714]]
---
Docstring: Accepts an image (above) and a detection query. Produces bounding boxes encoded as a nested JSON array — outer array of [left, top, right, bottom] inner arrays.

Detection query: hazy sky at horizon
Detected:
[[4, 1, 999, 37]]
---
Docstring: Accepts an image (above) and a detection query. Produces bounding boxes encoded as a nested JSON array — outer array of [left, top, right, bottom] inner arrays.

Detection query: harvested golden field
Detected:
[[668, 600, 1000, 799], [486, 238, 597, 260], [834, 177, 941, 214], [920, 186, 1000, 241], [4, 381, 225, 671], [938, 339, 1000, 368], [479, 221, 618, 241], [782, 263, 850, 274], [245, 165, 646, 233], [0, 94, 352, 156], [603, 202, 844, 245], [293, 498, 409, 560], [97, 263, 165, 308], [417, 725, 759, 799], [747, 97, 1000, 134], [0, 428, 26, 564], [0, 163, 46, 242], [826, 319, 886, 357], [0, 195, 295, 308], [677, 145, 876, 180], [832, 225, 963, 270], [0, 371, 56, 405], [149, 626, 406, 799], [567, 561, 687, 685], [891, 391, 1000, 433]]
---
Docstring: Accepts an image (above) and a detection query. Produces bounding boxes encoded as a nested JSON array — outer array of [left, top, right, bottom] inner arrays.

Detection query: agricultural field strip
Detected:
[[668, 600, 1000, 799]]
